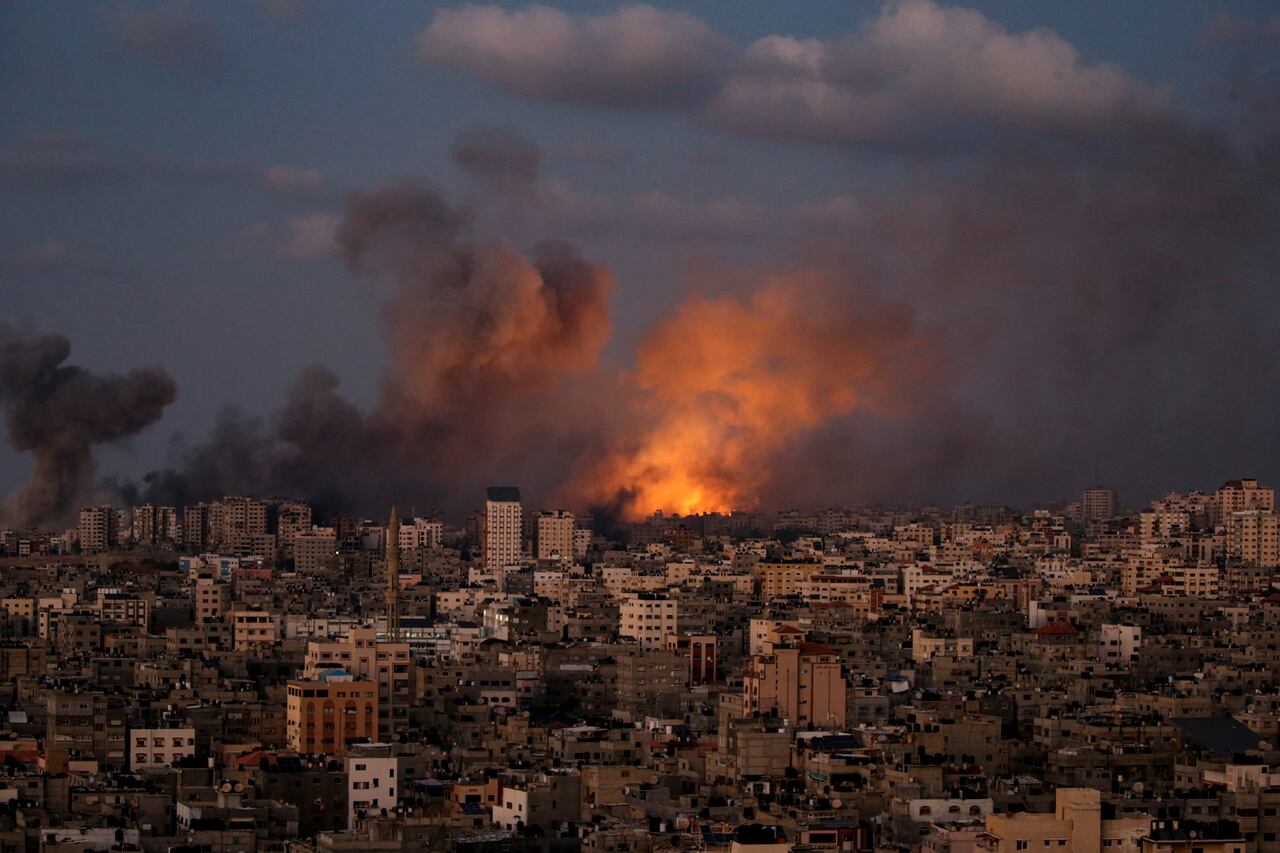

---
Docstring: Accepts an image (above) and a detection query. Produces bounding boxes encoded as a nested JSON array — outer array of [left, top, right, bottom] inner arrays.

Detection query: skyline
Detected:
[[3, 1, 1280, 524]]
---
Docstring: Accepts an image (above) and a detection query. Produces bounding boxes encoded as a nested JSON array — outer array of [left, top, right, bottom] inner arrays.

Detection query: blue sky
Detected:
[[2, 0, 1278, 517]]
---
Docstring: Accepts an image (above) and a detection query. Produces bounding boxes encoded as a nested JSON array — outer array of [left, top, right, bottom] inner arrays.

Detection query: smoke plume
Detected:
[[130, 181, 613, 514], [575, 273, 932, 518], [0, 325, 176, 527]]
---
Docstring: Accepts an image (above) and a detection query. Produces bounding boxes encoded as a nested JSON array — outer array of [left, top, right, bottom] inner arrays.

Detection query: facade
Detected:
[[304, 628, 411, 742], [130, 727, 196, 771], [78, 505, 119, 553], [482, 486, 523, 576], [286, 674, 378, 756], [535, 510, 576, 562], [743, 639, 847, 727], [619, 594, 677, 650], [1082, 488, 1120, 521]]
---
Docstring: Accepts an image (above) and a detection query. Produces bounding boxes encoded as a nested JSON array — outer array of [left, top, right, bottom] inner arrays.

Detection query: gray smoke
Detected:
[[131, 181, 613, 516], [0, 325, 176, 527]]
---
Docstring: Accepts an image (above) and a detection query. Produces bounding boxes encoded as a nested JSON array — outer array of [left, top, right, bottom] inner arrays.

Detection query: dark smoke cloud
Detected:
[[753, 117, 1280, 508], [96, 26, 1280, 518], [451, 126, 541, 191], [0, 326, 176, 527], [129, 182, 613, 516]]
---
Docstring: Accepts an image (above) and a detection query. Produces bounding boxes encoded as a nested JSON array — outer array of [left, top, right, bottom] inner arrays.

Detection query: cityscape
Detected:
[[3, 2, 1280, 853]]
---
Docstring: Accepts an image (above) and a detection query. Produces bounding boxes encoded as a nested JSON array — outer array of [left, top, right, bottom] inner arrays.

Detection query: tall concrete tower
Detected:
[[386, 503, 400, 640]]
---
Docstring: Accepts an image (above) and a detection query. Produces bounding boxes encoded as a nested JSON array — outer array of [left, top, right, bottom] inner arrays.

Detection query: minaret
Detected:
[[386, 503, 400, 641]]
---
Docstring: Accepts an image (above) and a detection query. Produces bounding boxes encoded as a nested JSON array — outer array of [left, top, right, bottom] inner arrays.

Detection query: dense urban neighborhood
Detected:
[[0, 480, 1276, 853]]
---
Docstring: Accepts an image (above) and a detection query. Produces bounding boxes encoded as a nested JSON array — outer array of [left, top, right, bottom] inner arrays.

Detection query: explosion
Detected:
[[581, 271, 921, 519], [0, 325, 177, 527]]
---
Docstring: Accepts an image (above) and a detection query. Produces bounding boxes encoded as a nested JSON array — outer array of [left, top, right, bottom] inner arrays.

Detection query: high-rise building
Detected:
[[481, 487, 523, 576], [216, 496, 270, 551], [183, 503, 212, 552], [130, 504, 179, 547], [1081, 487, 1119, 521], [1227, 510, 1280, 568], [534, 510, 576, 562], [386, 504, 400, 641], [78, 505, 119, 554], [619, 594, 677, 650], [1215, 478, 1275, 527]]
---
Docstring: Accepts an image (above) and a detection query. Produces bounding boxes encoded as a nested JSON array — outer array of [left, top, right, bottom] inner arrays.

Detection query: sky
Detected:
[[1, 1, 1279, 523]]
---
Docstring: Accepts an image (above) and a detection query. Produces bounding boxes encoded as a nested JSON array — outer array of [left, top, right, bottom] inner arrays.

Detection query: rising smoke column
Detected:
[[0, 325, 176, 527], [133, 181, 614, 514], [339, 181, 613, 418], [576, 270, 930, 519]]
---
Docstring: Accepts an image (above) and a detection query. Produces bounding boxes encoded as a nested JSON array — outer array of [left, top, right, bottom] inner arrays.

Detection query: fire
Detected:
[[583, 271, 918, 519]]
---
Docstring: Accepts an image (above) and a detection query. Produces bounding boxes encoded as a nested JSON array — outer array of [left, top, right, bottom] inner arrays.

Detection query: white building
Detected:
[[482, 487, 523, 576], [535, 510, 576, 562], [130, 727, 196, 771], [619, 595, 677, 650], [398, 517, 444, 551], [1099, 623, 1141, 667], [347, 749, 398, 826]]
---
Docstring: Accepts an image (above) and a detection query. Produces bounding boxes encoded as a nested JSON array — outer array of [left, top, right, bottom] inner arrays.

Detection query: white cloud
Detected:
[[418, 3, 726, 106], [417, 1, 1169, 146]]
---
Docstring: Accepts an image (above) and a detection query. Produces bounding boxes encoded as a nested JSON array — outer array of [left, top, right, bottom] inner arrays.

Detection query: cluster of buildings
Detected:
[[0, 479, 1277, 853]]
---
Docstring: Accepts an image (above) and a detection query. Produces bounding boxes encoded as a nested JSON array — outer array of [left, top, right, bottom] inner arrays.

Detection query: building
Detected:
[[980, 788, 1149, 853], [130, 727, 196, 771], [286, 672, 378, 756], [347, 745, 399, 826], [304, 627, 411, 742], [1082, 488, 1120, 521], [1100, 623, 1141, 667], [296, 530, 338, 574], [398, 517, 444, 551], [743, 637, 846, 727], [78, 505, 119, 553], [1226, 510, 1280, 568], [619, 594, 677, 650], [482, 487, 523, 577], [131, 504, 179, 546], [1215, 478, 1275, 526], [216, 496, 269, 548], [230, 608, 278, 650], [195, 578, 232, 622], [665, 633, 718, 684], [535, 510, 576, 562]]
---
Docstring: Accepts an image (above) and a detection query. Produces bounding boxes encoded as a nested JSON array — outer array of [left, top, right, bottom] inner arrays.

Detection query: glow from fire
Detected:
[[584, 272, 916, 519]]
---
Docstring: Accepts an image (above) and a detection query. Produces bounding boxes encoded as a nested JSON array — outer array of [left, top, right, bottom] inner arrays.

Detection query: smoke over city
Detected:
[[113, 182, 615, 516], [3, 2, 1278, 521], [0, 325, 176, 527]]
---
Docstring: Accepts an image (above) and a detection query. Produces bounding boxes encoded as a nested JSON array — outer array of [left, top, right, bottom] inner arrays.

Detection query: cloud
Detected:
[[711, 0, 1167, 143], [0, 132, 121, 185], [1200, 13, 1280, 47], [109, 0, 222, 67], [451, 126, 541, 191], [630, 192, 771, 241], [417, 3, 727, 107], [241, 213, 340, 262], [262, 165, 326, 196], [279, 213, 340, 261], [417, 0, 1168, 146]]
